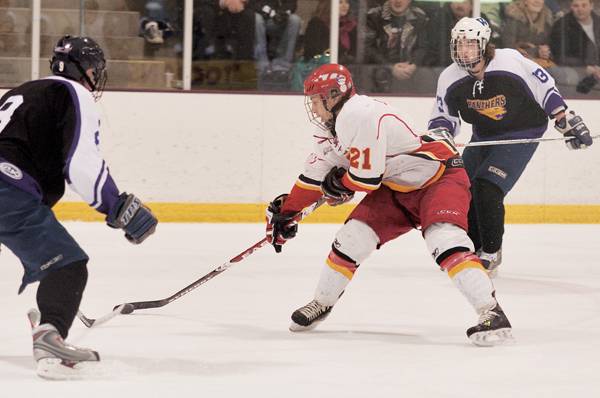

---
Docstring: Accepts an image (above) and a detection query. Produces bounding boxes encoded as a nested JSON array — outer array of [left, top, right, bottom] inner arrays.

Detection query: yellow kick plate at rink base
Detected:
[[52, 202, 600, 224]]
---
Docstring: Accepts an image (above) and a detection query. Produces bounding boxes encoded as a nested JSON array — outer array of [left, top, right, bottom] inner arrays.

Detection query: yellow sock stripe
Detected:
[[447, 260, 486, 278], [51, 202, 600, 223], [326, 258, 355, 280]]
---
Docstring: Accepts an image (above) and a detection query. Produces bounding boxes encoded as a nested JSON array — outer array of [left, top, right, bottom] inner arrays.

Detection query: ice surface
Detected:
[[1, 223, 599, 397]]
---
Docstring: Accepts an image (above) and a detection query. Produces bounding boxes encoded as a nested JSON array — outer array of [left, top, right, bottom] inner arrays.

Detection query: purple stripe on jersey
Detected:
[[57, 81, 82, 184], [428, 117, 456, 133], [0, 157, 43, 200], [90, 160, 106, 207], [543, 92, 567, 116], [472, 124, 547, 141], [96, 173, 119, 215]]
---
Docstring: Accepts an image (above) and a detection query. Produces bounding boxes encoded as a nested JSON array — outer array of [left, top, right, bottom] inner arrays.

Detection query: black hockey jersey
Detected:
[[0, 76, 119, 213], [428, 48, 567, 141]]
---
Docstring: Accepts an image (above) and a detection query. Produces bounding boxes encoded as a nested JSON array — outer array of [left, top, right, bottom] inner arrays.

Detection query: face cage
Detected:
[[91, 68, 108, 101], [450, 37, 485, 72], [304, 95, 333, 131]]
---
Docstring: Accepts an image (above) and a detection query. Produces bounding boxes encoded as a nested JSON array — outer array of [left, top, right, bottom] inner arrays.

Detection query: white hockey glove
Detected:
[[554, 110, 593, 150], [425, 127, 457, 149]]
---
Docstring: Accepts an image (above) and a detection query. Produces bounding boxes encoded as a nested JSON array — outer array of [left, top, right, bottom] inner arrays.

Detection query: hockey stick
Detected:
[[76, 197, 326, 327], [76, 304, 130, 328], [458, 134, 600, 147]]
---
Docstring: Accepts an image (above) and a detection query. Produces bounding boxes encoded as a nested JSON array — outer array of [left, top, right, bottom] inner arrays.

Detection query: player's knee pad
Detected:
[[332, 219, 379, 265], [424, 222, 474, 265]]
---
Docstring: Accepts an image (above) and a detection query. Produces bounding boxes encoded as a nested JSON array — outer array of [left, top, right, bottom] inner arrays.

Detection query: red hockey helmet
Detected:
[[303, 63, 355, 99], [303, 64, 355, 130]]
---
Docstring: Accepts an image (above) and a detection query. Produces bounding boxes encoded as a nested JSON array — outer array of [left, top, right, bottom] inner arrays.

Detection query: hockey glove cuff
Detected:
[[554, 110, 593, 150], [266, 194, 298, 253], [107, 193, 158, 244], [321, 167, 354, 206]]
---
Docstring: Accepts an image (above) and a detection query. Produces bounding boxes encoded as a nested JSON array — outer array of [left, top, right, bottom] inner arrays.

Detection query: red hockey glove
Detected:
[[266, 194, 298, 253]]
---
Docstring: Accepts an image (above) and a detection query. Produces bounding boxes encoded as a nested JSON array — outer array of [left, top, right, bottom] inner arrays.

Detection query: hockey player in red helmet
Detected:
[[303, 64, 356, 132], [265, 63, 514, 346]]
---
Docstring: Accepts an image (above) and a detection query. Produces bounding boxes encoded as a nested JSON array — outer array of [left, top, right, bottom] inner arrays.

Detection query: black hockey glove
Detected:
[[554, 110, 593, 150], [107, 193, 158, 244], [321, 167, 354, 206], [265, 194, 298, 253]]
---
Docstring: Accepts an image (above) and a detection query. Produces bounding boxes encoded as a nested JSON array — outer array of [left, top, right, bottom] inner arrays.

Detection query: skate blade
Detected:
[[289, 321, 320, 332], [36, 358, 101, 380], [469, 328, 514, 347]]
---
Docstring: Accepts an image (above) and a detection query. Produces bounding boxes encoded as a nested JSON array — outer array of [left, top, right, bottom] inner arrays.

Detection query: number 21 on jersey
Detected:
[[347, 147, 372, 170], [0, 95, 24, 134]]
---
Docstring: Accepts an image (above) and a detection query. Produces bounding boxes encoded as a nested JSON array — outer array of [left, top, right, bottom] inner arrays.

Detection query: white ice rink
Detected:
[[1, 222, 599, 397]]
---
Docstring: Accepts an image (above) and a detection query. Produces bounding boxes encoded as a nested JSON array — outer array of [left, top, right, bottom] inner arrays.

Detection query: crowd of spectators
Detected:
[[136, 0, 600, 94]]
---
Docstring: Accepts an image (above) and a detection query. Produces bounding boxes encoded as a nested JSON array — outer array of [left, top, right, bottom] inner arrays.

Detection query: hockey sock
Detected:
[[472, 178, 505, 254], [37, 260, 88, 339], [315, 248, 356, 306], [441, 251, 496, 313]]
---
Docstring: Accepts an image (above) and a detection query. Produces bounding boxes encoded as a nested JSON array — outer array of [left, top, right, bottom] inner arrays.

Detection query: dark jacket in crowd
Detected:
[[254, 0, 297, 24], [424, 5, 491, 67], [550, 11, 600, 66], [364, 2, 429, 65], [303, 14, 357, 63], [194, 0, 255, 60]]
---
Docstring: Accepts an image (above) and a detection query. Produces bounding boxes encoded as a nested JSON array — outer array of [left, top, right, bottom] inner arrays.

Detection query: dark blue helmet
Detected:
[[50, 35, 107, 99]]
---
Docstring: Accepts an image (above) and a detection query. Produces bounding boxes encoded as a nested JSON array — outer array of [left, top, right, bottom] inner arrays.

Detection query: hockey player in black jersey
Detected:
[[428, 17, 593, 281], [0, 36, 158, 379]]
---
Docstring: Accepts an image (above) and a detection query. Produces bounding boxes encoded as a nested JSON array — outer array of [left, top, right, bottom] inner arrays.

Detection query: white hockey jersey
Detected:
[[295, 95, 459, 194]]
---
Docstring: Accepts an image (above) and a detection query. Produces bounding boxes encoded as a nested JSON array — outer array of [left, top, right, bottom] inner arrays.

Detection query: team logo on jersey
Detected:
[[0, 162, 23, 180], [466, 95, 507, 120]]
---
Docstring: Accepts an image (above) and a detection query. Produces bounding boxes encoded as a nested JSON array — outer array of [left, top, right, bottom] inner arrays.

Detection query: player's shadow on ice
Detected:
[[203, 323, 466, 347]]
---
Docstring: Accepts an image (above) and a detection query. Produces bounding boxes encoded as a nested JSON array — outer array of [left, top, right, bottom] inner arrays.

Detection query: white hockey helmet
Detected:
[[450, 17, 492, 71]]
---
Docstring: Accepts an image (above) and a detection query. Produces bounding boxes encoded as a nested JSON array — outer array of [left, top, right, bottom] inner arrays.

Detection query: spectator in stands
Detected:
[[140, 0, 176, 44], [550, 0, 600, 70], [365, 0, 430, 92], [503, 0, 555, 68], [194, 0, 255, 61], [425, 0, 489, 67], [254, 0, 302, 75], [303, 0, 357, 63]]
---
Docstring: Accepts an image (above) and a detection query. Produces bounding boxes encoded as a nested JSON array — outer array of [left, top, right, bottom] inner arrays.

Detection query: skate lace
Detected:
[[478, 309, 499, 325], [301, 300, 327, 321]]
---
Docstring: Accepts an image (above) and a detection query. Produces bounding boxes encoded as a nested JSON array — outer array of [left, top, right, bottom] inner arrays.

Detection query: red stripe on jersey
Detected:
[[377, 114, 416, 140], [281, 184, 323, 213], [413, 141, 458, 161]]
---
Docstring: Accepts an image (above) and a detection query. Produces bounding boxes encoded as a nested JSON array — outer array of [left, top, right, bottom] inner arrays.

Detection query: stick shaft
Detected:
[[458, 134, 600, 147]]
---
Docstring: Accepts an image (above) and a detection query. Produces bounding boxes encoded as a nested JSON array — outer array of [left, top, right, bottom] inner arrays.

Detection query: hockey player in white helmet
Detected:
[[429, 17, 593, 276], [266, 63, 514, 346]]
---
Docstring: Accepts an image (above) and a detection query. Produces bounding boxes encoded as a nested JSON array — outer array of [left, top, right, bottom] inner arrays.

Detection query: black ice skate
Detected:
[[466, 303, 513, 346], [28, 309, 100, 380], [479, 248, 502, 278], [289, 300, 333, 332]]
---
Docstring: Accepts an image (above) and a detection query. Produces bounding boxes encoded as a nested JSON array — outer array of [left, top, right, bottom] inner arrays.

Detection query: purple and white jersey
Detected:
[[428, 48, 567, 141], [0, 75, 119, 214]]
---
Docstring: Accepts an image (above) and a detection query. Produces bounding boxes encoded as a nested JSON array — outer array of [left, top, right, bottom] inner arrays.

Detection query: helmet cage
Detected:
[[450, 17, 491, 72], [303, 65, 354, 131]]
